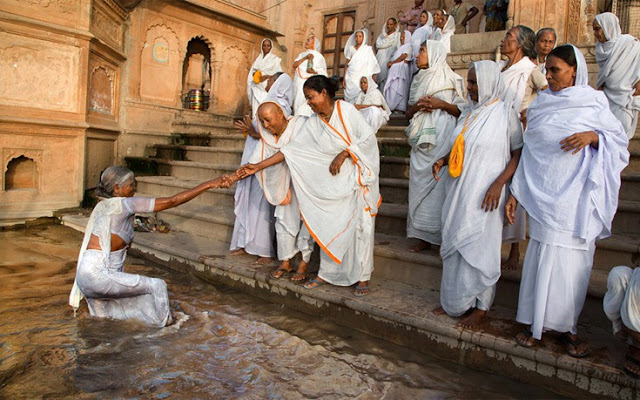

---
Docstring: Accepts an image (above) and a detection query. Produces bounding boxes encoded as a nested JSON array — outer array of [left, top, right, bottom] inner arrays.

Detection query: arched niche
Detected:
[[181, 36, 214, 110], [5, 156, 38, 191]]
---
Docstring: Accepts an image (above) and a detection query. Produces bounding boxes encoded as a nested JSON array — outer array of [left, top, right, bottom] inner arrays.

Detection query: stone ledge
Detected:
[[58, 214, 640, 399]]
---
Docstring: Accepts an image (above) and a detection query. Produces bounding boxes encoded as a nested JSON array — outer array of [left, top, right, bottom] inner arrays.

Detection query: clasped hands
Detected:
[[417, 95, 445, 113]]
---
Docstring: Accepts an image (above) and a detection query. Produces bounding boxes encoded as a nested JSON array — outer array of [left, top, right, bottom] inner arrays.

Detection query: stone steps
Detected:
[[154, 159, 238, 181], [153, 144, 243, 164]]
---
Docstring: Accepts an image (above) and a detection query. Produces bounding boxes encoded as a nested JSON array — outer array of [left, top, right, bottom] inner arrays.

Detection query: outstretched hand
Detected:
[[234, 115, 260, 139], [209, 174, 234, 189], [505, 195, 518, 225], [235, 164, 259, 180], [330, 151, 350, 175], [560, 131, 598, 154]]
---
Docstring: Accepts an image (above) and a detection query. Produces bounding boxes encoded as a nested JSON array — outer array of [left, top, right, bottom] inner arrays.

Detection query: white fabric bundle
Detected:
[[595, 12, 640, 139], [383, 30, 413, 112], [344, 29, 381, 103], [375, 24, 401, 91], [355, 76, 391, 132], [510, 46, 629, 248], [498, 56, 536, 111], [293, 37, 328, 117], [247, 39, 283, 117], [604, 266, 640, 334]]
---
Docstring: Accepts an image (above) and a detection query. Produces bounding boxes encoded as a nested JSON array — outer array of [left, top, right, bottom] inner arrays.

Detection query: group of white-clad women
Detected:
[[69, 12, 638, 373]]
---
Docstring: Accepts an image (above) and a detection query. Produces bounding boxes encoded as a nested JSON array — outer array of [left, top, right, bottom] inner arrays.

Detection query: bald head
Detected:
[[257, 102, 288, 135]]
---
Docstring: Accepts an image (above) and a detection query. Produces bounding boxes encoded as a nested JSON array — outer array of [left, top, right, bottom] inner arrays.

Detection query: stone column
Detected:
[[211, 60, 222, 108]]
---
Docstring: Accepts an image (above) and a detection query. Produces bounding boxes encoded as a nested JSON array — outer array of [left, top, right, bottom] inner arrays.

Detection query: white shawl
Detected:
[[375, 25, 401, 85], [511, 45, 629, 247], [247, 39, 283, 105], [595, 12, 640, 139], [69, 197, 123, 312], [344, 30, 381, 103], [411, 15, 434, 63], [441, 61, 522, 278], [251, 73, 294, 133], [499, 56, 536, 111], [406, 40, 465, 149], [355, 76, 391, 117], [280, 100, 380, 263], [431, 16, 455, 53]]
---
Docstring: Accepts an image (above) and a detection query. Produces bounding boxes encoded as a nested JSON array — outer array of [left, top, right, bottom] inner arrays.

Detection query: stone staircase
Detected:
[[125, 114, 640, 323]]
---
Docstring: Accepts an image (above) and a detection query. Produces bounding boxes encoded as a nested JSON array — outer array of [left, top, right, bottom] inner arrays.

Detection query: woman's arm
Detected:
[[387, 53, 408, 68], [237, 151, 286, 178], [482, 148, 522, 212], [292, 54, 311, 69], [432, 153, 450, 181], [560, 131, 599, 154], [154, 176, 233, 212]]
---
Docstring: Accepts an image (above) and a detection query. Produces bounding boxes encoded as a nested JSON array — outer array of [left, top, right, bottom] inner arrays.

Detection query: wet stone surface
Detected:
[[0, 224, 562, 399]]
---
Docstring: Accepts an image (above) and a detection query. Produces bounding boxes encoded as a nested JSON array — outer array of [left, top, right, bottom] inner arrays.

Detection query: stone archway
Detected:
[[181, 35, 215, 110]]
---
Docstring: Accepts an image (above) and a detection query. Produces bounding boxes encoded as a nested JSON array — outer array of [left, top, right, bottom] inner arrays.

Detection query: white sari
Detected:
[[604, 266, 640, 334], [293, 37, 328, 117], [383, 31, 413, 112], [440, 60, 523, 316], [250, 112, 314, 262], [595, 12, 640, 139], [430, 16, 455, 53], [355, 76, 391, 133], [375, 25, 401, 92], [512, 45, 629, 339], [406, 40, 466, 245], [247, 39, 283, 117], [280, 100, 380, 285], [344, 30, 381, 103], [410, 14, 434, 75]]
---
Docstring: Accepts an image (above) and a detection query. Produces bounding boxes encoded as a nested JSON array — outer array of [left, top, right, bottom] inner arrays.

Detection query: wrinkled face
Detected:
[[258, 105, 287, 135], [400, 32, 406, 45], [416, 44, 429, 68], [434, 11, 446, 29], [262, 39, 272, 55], [535, 32, 556, 58], [355, 31, 364, 45], [386, 18, 397, 34], [115, 178, 137, 198], [419, 11, 429, 26], [467, 67, 479, 102], [592, 20, 607, 43], [304, 36, 315, 49], [500, 27, 520, 57], [545, 55, 577, 92], [360, 77, 369, 93], [304, 87, 329, 114]]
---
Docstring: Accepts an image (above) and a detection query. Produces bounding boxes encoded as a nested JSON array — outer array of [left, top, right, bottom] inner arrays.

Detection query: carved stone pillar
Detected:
[[211, 60, 222, 107]]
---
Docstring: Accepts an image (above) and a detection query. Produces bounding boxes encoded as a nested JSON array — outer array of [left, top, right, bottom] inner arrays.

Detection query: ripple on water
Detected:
[[0, 225, 563, 399]]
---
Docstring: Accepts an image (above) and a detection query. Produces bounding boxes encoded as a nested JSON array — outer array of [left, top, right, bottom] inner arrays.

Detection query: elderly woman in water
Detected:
[[69, 166, 233, 327]]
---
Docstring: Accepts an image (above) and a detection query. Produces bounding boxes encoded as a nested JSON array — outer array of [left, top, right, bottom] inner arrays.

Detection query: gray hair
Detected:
[[514, 25, 537, 59], [96, 166, 134, 198], [536, 27, 557, 43]]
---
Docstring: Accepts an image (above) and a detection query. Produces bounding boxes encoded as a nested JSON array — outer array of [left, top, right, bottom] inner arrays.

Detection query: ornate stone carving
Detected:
[[88, 63, 116, 115], [17, 0, 78, 14], [92, 4, 124, 48]]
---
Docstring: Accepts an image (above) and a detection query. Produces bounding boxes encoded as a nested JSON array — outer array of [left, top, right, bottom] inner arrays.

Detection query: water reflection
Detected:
[[0, 225, 561, 399]]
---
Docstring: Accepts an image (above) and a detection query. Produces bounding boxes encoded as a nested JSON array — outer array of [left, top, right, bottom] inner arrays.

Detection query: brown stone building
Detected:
[[0, 0, 635, 223]]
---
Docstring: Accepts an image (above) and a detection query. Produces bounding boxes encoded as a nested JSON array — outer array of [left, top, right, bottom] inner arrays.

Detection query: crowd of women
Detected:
[[69, 8, 640, 378]]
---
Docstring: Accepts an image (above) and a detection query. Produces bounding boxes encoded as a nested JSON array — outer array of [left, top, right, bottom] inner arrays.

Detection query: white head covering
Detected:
[[417, 11, 434, 29], [376, 19, 401, 50], [571, 45, 589, 87], [307, 35, 322, 52], [441, 14, 456, 35], [393, 30, 413, 60], [261, 38, 273, 56], [264, 73, 294, 116], [470, 60, 504, 109], [595, 12, 622, 42], [344, 29, 369, 58], [409, 40, 464, 106]]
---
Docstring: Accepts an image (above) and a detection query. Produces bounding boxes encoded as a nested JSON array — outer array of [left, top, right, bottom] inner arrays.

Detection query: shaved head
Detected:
[[257, 102, 288, 135]]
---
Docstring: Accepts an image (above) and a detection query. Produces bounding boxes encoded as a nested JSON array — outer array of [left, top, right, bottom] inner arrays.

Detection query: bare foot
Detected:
[[502, 243, 520, 270], [255, 257, 273, 265], [409, 239, 431, 253], [457, 309, 486, 329], [291, 260, 308, 282], [229, 248, 247, 256], [432, 306, 447, 315]]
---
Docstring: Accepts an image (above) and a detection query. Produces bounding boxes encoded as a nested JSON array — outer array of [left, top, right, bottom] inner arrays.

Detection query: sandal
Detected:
[[624, 355, 640, 379], [303, 278, 326, 289], [269, 268, 292, 279], [560, 334, 590, 358], [290, 272, 307, 282], [354, 285, 370, 297], [515, 330, 537, 348]]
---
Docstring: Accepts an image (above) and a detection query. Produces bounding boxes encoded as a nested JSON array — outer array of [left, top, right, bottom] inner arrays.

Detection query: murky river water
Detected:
[[0, 224, 561, 399]]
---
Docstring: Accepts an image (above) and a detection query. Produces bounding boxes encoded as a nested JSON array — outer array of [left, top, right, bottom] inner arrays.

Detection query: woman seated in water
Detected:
[[69, 166, 233, 327]]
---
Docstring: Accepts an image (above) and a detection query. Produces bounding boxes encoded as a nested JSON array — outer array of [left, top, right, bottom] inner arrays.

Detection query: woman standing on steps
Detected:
[[69, 166, 234, 327], [509, 45, 629, 357], [237, 75, 380, 297], [432, 60, 523, 329]]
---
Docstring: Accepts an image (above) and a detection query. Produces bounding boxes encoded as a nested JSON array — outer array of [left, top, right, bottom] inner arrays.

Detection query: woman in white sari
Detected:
[[375, 17, 401, 92], [405, 40, 465, 253], [594, 12, 640, 139], [247, 39, 283, 117], [69, 166, 232, 327], [411, 11, 435, 75], [383, 30, 413, 113], [238, 76, 380, 297], [344, 29, 381, 104], [355, 76, 391, 133], [534, 28, 557, 75], [498, 25, 548, 270], [432, 60, 523, 328], [293, 35, 327, 117], [509, 45, 629, 357], [430, 10, 455, 53]]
